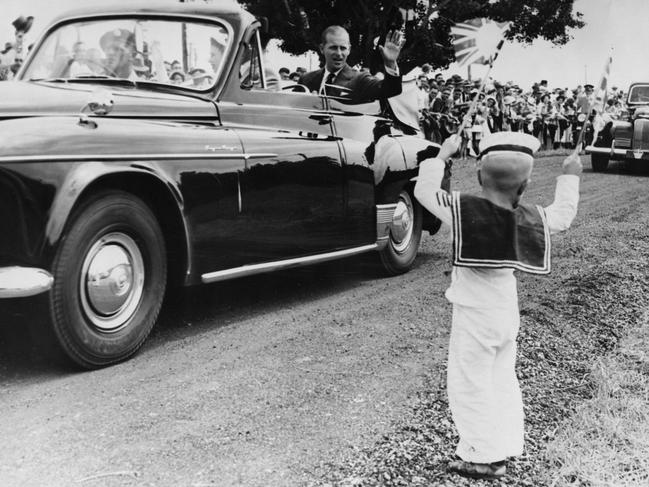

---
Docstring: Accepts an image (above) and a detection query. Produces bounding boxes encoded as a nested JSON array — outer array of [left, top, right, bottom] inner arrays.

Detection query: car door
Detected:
[[323, 98, 393, 246], [217, 28, 356, 266]]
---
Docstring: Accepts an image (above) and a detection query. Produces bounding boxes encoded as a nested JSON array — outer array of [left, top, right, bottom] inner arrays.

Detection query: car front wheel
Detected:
[[378, 190, 423, 275], [49, 191, 166, 369]]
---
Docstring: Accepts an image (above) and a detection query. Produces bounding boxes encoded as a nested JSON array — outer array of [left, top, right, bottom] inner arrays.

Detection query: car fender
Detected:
[[371, 134, 441, 198], [45, 161, 186, 247], [392, 135, 441, 171], [2, 114, 247, 283], [595, 120, 632, 150], [390, 135, 444, 234]]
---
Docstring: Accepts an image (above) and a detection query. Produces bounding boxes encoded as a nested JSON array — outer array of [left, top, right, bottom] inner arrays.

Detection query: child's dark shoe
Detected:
[[447, 459, 506, 479]]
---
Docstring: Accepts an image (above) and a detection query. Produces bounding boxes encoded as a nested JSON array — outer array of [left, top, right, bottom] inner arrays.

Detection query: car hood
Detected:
[[0, 81, 217, 119]]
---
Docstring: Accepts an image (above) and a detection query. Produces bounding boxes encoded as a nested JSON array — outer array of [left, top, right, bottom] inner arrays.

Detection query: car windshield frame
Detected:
[[21, 14, 234, 93]]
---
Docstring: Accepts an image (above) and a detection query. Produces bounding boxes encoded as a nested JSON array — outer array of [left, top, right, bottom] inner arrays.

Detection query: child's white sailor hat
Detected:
[[478, 131, 540, 161]]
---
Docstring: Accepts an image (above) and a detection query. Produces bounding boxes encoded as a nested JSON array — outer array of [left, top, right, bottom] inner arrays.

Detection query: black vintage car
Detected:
[[0, 1, 443, 368], [586, 82, 649, 171]]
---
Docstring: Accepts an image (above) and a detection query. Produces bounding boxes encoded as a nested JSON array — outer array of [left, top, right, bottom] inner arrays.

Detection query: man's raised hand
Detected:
[[378, 30, 405, 70]]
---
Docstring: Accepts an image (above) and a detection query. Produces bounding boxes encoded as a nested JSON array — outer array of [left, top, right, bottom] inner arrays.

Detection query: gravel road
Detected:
[[0, 154, 645, 487]]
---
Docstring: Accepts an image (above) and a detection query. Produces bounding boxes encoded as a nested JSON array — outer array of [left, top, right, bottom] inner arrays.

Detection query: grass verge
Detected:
[[543, 311, 649, 487]]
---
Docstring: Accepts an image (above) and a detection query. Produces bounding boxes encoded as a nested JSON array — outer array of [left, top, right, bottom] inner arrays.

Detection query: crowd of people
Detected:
[[0, 15, 36, 81], [413, 64, 627, 154]]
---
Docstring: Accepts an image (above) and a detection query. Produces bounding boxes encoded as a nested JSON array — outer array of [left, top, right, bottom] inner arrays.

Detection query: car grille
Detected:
[[615, 137, 631, 148], [632, 119, 649, 150]]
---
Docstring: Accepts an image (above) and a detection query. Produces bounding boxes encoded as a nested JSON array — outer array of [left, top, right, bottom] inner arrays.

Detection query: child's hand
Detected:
[[562, 153, 582, 176], [438, 134, 461, 161]]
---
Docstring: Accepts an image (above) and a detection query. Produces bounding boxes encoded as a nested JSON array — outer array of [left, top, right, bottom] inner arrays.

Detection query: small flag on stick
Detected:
[[450, 18, 510, 140], [593, 53, 613, 113], [574, 51, 613, 154], [451, 19, 510, 67]]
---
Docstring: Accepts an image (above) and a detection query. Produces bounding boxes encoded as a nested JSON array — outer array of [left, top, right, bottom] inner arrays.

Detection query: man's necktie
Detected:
[[322, 71, 336, 95]]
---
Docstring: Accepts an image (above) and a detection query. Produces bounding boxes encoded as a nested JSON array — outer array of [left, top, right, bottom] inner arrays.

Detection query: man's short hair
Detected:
[[320, 25, 348, 45], [279, 67, 290, 75]]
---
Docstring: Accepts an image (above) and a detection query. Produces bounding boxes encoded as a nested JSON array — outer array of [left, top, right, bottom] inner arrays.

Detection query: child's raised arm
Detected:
[[562, 153, 583, 176], [414, 135, 461, 227], [544, 154, 582, 234]]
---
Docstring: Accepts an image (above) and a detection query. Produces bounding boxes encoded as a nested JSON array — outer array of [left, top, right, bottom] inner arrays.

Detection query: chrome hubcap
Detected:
[[391, 192, 414, 254], [80, 233, 144, 332]]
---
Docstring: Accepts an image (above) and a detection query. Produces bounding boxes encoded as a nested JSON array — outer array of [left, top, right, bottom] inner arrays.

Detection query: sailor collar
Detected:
[[450, 191, 551, 274]]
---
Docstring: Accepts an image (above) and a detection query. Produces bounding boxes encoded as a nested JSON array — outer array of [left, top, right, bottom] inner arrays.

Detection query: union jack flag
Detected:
[[451, 19, 510, 67]]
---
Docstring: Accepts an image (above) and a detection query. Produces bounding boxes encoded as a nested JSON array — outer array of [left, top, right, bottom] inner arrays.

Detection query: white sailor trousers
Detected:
[[447, 303, 524, 463]]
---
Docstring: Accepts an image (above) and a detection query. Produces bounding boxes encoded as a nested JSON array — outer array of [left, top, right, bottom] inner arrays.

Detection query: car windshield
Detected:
[[628, 85, 649, 104], [22, 17, 230, 91]]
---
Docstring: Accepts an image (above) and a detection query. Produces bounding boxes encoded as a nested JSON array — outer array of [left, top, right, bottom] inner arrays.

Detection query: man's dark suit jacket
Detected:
[[299, 64, 402, 103], [431, 97, 451, 114]]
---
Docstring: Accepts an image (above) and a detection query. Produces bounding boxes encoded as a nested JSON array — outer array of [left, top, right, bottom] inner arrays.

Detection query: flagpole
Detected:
[[573, 51, 612, 156]]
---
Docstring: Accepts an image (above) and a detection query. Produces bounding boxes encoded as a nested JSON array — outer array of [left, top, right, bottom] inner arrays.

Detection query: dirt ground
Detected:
[[0, 154, 645, 487]]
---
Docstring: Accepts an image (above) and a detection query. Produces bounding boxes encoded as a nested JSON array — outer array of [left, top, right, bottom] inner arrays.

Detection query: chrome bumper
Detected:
[[585, 145, 626, 155], [376, 203, 397, 250], [585, 146, 642, 158], [0, 266, 53, 298]]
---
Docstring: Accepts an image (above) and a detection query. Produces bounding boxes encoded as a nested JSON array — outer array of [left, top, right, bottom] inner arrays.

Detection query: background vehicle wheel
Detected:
[[49, 191, 166, 369], [378, 190, 423, 275], [591, 153, 609, 172]]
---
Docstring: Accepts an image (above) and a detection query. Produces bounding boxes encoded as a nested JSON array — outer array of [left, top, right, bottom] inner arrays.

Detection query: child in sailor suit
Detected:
[[414, 132, 581, 479]]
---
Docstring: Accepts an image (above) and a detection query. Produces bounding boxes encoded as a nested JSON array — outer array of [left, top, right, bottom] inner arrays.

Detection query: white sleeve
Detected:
[[414, 157, 452, 227], [544, 174, 580, 234]]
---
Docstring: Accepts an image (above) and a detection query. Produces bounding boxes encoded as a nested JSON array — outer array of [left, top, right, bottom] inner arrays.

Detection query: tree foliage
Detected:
[[242, 0, 584, 74]]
